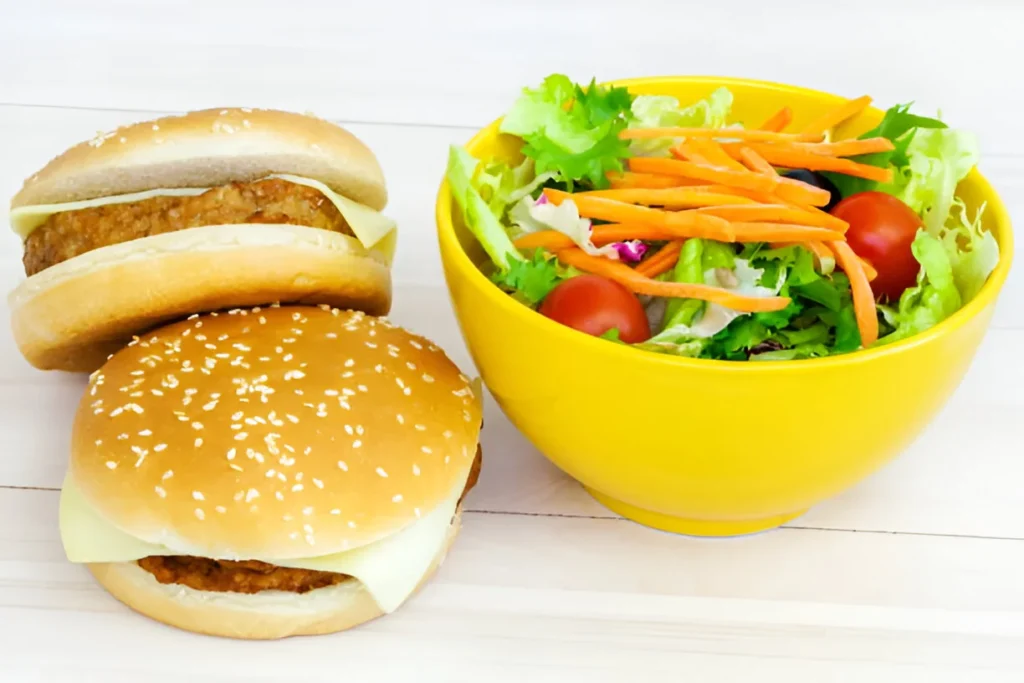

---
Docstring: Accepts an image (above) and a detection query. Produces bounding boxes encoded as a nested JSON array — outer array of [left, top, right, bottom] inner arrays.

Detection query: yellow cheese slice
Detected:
[[9, 176, 397, 265], [59, 474, 461, 614]]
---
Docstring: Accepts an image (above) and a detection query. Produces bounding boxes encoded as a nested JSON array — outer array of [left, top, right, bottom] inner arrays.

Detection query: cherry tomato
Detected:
[[539, 275, 651, 343], [830, 191, 924, 301]]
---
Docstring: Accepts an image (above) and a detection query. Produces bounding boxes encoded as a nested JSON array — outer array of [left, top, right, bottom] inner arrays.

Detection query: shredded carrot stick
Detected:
[[772, 176, 832, 207], [789, 137, 894, 156], [542, 188, 735, 239], [669, 142, 712, 165], [726, 222, 845, 242], [514, 225, 672, 251], [737, 146, 779, 177], [555, 248, 792, 312], [606, 172, 704, 189], [858, 256, 878, 282], [696, 204, 848, 231], [635, 241, 684, 278], [620, 127, 822, 143], [759, 107, 792, 132], [801, 95, 873, 136], [574, 188, 759, 208], [628, 157, 779, 194], [741, 145, 893, 182], [692, 139, 749, 171], [832, 241, 879, 346]]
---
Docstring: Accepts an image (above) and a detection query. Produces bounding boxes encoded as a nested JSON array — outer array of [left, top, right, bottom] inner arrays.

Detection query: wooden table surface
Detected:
[[1, 2, 1022, 680]]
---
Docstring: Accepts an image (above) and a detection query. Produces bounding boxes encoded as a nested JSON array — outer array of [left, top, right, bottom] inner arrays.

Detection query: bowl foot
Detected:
[[584, 487, 807, 537]]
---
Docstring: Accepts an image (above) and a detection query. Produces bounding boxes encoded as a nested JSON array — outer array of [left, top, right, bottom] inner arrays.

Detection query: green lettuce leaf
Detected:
[[876, 229, 962, 345], [627, 87, 733, 156], [498, 74, 634, 189], [884, 127, 980, 233], [491, 249, 574, 306], [825, 103, 947, 198], [446, 145, 522, 271], [943, 199, 1000, 303], [474, 157, 557, 223]]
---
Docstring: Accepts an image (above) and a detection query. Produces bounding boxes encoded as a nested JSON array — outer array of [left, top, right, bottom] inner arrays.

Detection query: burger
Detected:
[[59, 304, 482, 639], [8, 108, 397, 372]]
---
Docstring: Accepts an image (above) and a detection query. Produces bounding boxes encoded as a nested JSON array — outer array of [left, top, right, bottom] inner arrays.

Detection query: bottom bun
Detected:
[[88, 507, 461, 639], [9, 223, 392, 373]]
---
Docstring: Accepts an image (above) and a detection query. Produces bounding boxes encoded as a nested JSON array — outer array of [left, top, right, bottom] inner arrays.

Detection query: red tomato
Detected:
[[539, 275, 651, 343], [830, 191, 924, 301]]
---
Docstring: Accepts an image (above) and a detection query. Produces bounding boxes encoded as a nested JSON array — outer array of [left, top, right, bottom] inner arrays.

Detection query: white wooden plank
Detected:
[[1, 487, 1022, 682], [3, 0, 1023, 157]]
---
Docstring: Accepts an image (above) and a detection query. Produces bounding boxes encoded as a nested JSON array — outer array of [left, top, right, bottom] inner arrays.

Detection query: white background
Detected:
[[1, 1, 1022, 681]]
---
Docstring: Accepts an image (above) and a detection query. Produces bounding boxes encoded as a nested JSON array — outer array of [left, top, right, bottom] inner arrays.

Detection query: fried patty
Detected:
[[137, 447, 482, 594], [23, 179, 352, 276]]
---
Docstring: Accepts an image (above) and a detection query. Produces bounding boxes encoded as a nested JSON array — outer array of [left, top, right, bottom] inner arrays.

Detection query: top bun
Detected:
[[69, 305, 482, 560], [11, 108, 387, 210]]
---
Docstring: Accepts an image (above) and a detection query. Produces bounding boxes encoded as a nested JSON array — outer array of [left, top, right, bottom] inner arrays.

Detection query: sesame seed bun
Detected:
[[11, 107, 386, 210], [86, 509, 461, 640], [70, 305, 483, 559], [9, 225, 392, 373]]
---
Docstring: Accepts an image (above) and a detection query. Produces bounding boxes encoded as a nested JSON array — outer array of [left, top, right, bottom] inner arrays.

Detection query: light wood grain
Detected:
[[1, 1, 1022, 679], [3, 487, 1023, 682]]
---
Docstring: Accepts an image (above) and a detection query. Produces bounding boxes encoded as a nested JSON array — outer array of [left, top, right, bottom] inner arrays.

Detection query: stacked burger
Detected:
[[9, 109, 482, 639]]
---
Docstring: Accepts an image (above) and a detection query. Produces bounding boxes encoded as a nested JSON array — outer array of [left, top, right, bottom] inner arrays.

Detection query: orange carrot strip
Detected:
[[771, 177, 831, 207], [670, 142, 712, 165], [692, 139, 749, 171], [727, 222, 845, 242], [738, 146, 779, 177], [832, 241, 879, 346], [606, 172, 705, 189], [858, 256, 878, 282], [515, 225, 673, 251], [790, 137, 894, 156], [629, 157, 779, 194], [801, 95, 873, 136], [620, 127, 822, 142], [543, 188, 737, 241], [696, 204, 848, 231], [556, 248, 791, 312], [574, 188, 759, 208], [635, 241, 684, 278], [759, 107, 792, 132], [743, 145, 893, 182]]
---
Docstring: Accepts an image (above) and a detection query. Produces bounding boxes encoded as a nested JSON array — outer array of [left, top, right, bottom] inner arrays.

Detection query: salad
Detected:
[[445, 74, 1000, 361]]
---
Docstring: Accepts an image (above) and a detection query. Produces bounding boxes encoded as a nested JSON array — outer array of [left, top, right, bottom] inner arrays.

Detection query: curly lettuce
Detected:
[[627, 87, 733, 157]]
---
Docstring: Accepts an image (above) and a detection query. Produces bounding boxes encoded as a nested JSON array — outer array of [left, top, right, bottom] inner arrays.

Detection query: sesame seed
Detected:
[[347, 520, 358, 529], [445, 455, 451, 464], [245, 489, 259, 503], [194, 438, 203, 448], [412, 464, 421, 476], [229, 464, 244, 472], [396, 414, 405, 424], [376, 467, 388, 478], [286, 414, 299, 424], [195, 508, 205, 520], [344, 359, 355, 368], [155, 486, 167, 498], [443, 430, 453, 439], [275, 491, 285, 501], [366, 342, 378, 349], [95, 439, 103, 446], [235, 432, 248, 441], [284, 370, 305, 380], [352, 440, 362, 448], [410, 340, 423, 350], [191, 421, 204, 430], [162, 470, 173, 480], [105, 461, 117, 470], [415, 424, 426, 432], [423, 374, 435, 383], [303, 506, 314, 516], [289, 532, 299, 540], [215, 506, 227, 514], [192, 491, 205, 501], [202, 400, 218, 411], [392, 494, 403, 503], [406, 362, 417, 370], [325, 389, 339, 397], [312, 478, 324, 489], [330, 509, 341, 515], [421, 446, 433, 454], [337, 461, 348, 471], [109, 407, 124, 417], [151, 389, 164, 397], [414, 508, 422, 518], [403, 387, 411, 396]]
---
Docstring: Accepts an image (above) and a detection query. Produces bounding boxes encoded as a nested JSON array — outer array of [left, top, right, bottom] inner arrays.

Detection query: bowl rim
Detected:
[[435, 75, 1015, 373]]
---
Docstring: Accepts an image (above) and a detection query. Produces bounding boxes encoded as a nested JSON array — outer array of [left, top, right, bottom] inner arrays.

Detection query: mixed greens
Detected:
[[446, 74, 1000, 361]]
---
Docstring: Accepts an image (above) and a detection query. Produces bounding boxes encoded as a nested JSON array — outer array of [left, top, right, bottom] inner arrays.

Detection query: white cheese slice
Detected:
[[9, 176, 397, 265], [59, 474, 461, 614]]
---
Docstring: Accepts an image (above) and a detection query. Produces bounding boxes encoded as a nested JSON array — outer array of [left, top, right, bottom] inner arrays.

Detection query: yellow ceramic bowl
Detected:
[[435, 76, 1015, 536]]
